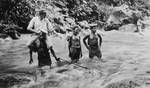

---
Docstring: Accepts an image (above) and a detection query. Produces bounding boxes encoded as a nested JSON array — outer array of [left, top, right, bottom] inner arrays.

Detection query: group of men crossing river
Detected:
[[27, 10, 103, 69]]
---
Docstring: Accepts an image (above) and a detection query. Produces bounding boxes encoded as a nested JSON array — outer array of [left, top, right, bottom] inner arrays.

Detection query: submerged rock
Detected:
[[0, 73, 32, 88]]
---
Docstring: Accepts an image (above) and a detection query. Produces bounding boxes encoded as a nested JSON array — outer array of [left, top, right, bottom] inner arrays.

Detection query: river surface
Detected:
[[0, 34, 70, 73], [1, 31, 150, 88]]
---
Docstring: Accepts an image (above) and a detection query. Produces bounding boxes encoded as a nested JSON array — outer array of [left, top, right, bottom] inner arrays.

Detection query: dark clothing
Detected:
[[89, 47, 102, 58], [37, 38, 51, 67], [29, 32, 51, 67], [70, 37, 81, 48], [68, 36, 82, 62], [70, 47, 81, 62], [88, 35, 99, 49], [84, 34, 102, 59]]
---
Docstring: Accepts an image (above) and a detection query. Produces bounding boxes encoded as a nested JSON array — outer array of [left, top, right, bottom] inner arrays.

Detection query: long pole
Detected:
[[59, 58, 89, 69]]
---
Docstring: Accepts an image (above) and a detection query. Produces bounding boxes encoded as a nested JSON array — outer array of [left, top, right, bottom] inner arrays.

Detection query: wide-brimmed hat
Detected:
[[35, 9, 47, 15], [78, 21, 89, 28]]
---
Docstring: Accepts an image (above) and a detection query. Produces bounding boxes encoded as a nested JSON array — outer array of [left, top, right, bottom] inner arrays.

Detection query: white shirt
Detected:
[[27, 16, 53, 34]]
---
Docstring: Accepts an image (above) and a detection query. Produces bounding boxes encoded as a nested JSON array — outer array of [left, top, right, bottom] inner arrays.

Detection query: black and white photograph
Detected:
[[0, 0, 150, 88]]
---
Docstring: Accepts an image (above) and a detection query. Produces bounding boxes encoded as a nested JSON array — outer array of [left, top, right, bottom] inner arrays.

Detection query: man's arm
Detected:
[[67, 36, 72, 48], [83, 35, 89, 50], [67, 36, 72, 57], [47, 19, 54, 34], [29, 49, 33, 64], [97, 34, 102, 47], [79, 37, 82, 58], [47, 19, 57, 35], [27, 17, 39, 34], [47, 20, 62, 38]]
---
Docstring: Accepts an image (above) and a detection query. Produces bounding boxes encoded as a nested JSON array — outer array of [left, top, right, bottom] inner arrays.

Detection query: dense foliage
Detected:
[[0, 0, 150, 33], [0, 0, 35, 30]]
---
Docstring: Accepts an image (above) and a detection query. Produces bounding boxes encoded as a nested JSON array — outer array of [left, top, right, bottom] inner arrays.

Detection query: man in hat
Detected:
[[27, 10, 60, 67], [83, 23, 103, 61]]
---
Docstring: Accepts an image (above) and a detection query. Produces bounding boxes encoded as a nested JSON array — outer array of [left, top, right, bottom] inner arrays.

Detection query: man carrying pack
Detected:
[[27, 10, 60, 67], [83, 23, 103, 61]]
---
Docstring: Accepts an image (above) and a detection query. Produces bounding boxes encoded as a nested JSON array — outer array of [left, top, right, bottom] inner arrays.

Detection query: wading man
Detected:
[[27, 10, 60, 68], [83, 24, 103, 61]]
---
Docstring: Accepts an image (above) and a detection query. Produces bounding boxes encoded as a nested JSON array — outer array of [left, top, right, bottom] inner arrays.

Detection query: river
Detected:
[[1, 31, 150, 88]]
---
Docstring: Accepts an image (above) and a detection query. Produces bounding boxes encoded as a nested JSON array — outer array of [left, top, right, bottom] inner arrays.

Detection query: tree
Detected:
[[0, 0, 34, 30]]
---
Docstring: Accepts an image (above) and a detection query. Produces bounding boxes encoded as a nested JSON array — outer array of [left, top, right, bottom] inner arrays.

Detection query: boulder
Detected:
[[0, 73, 31, 88], [119, 24, 137, 32], [104, 24, 122, 31], [107, 14, 122, 25], [3, 27, 21, 39]]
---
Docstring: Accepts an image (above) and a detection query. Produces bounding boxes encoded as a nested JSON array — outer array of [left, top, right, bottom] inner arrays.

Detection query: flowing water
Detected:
[[0, 31, 150, 88]]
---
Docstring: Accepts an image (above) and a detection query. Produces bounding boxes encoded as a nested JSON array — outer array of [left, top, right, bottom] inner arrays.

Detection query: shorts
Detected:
[[70, 47, 81, 60], [89, 47, 102, 59]]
